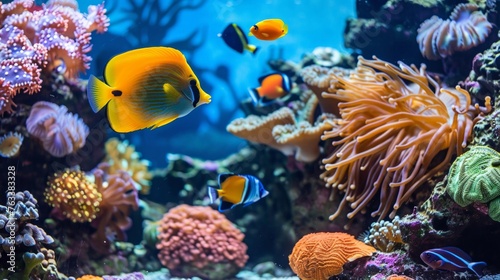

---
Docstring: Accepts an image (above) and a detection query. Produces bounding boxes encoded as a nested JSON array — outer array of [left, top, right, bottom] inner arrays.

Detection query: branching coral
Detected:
[[288, 232, 376, 280], [103, 138, 152, 194], [319, 56, 491, 221], [26, 101, 89, 157], [416, 3, 492, 60], [156, 204, 248, 280], [0, 0, 109, 114], [227, 90, 336, 162]]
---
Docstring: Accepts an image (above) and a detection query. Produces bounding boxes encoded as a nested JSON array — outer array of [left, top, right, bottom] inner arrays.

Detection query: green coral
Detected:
[[446, 145, 500, 222]]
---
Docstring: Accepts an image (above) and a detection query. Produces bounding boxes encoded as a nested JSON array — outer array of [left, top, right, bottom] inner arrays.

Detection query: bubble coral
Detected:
[[446, 145, 500, 221], [44, 169, 102, 223], [319, 56, 491, 221], [416, 3, 492, 60], [26, 101, 89, 157], [156, 204, 248, 280], [0, 131, 24, 157], [288, 232, 376, 280]]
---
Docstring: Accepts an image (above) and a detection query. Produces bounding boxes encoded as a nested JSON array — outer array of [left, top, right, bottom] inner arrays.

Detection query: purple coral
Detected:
[[26, 101, 89, 157]]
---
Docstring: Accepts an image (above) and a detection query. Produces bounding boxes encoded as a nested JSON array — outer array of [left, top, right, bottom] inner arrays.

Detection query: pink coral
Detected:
[[156, 205, 248, 280], [0, 0, 108, 114], [26, 101, 89, 157]]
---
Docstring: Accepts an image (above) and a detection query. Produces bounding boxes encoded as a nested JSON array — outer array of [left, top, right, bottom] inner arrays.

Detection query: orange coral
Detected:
[[386, 274, 414, 280], [319, 56, 490, 220], [288, 232, 375, 280], [76, 275, 103, 280], [45, 169, 102, 223]]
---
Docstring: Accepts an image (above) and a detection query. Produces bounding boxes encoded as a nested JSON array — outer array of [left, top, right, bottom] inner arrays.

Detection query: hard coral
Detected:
[[45, 169, 102, 223], [363, 216, 405, 252], [446, 145, 500, 221], [156, 204, 248, 280], [319, 56, 490, 221], [288, 232, 375, 280], [26, 101, 89, 157], [417, 3, 492, 60]]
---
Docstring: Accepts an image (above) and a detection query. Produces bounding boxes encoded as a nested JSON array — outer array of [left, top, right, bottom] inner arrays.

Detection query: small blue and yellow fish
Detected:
[[208, 173, 269, 212], [249, 19, 288, 41], [420, 247, 487, 277], [87, 47, 211, 133], [248, 72, 293, 106], [219, 23, 258, 54]]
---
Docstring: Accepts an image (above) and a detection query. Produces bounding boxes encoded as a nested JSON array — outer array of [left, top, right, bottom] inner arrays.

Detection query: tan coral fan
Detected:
[[288, 232, 376, 280]]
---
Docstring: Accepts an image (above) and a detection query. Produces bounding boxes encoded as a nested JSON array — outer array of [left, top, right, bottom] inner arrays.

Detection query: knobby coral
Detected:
[[416, 3, 492, 60], [288, 232, 376, 280], [26, 101, 89, 157], [156, 204, 248, 280], [319, 56, 490, 221], [45, 169, 102, 223], [446, 145, 500, 221]]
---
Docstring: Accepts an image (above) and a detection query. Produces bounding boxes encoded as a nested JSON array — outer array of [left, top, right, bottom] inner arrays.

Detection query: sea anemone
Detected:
[[416, 3, 492, 60], [26, 101, 89, 157], [320, 56, 490, 221], [0, 131, 24, 157]]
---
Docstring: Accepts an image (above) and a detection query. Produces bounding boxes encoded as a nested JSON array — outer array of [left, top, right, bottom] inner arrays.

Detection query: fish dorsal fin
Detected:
[[218, 172, 235, 185], [104, 47, 187, 87], [257, 73, 275, 85], [439, 247, 472, 262]]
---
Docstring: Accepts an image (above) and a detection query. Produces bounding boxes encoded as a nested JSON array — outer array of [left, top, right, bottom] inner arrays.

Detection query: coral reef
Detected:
[[156, 204, 248, 280], [363, 216, 406, 252], [288, 232, 375, 280], [318, 56, 490, 221]]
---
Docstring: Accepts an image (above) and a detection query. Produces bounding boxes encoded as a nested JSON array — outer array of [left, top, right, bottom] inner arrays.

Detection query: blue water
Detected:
[[80, 0, 355, 167]]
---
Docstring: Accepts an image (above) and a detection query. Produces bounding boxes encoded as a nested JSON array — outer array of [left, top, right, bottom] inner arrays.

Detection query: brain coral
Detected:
[[417, 3, 492, 60], [156, 204, 248, 280], [288, 232, 376, 280], [446, 145, 500, 221], [26, 101, 89, 157]]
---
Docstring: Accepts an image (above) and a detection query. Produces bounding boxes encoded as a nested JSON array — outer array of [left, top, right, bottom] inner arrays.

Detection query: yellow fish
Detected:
[[248, 19, 288, 41], [87, 47, 211, 133]]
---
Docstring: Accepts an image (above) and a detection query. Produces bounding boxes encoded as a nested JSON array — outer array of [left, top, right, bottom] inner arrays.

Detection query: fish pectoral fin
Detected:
[[219, 200, 235, 212], [163, 83, 183, 103], [151, 114, 180, 129]]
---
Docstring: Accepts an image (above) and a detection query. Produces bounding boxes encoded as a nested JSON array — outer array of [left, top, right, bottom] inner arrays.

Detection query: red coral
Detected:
[[156, 205, 248, 280]]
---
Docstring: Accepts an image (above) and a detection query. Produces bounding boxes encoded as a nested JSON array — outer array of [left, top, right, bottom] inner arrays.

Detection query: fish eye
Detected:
[[252, 25, 258, 31]]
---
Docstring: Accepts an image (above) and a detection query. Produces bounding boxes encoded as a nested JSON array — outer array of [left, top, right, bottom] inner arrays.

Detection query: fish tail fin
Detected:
[[246, 44, 258, 55], [469, 261, 487, 277], [87, 75, 113, 113], [207, 186, 219, 204], [248, 87, 261, 105]]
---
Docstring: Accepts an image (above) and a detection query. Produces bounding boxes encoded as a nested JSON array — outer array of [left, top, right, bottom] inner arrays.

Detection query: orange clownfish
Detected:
[[249, 19, 288, 41], [248, 72, 293, 106], [87, 47, 211, 133]]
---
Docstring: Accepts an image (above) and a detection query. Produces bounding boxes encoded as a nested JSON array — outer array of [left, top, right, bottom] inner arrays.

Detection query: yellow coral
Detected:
[[45, 169, 102, 223], [103, 138, 152, 194]]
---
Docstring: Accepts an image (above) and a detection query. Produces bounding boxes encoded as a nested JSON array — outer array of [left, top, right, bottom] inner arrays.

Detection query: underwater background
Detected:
[[2, 0, 500, 280]]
